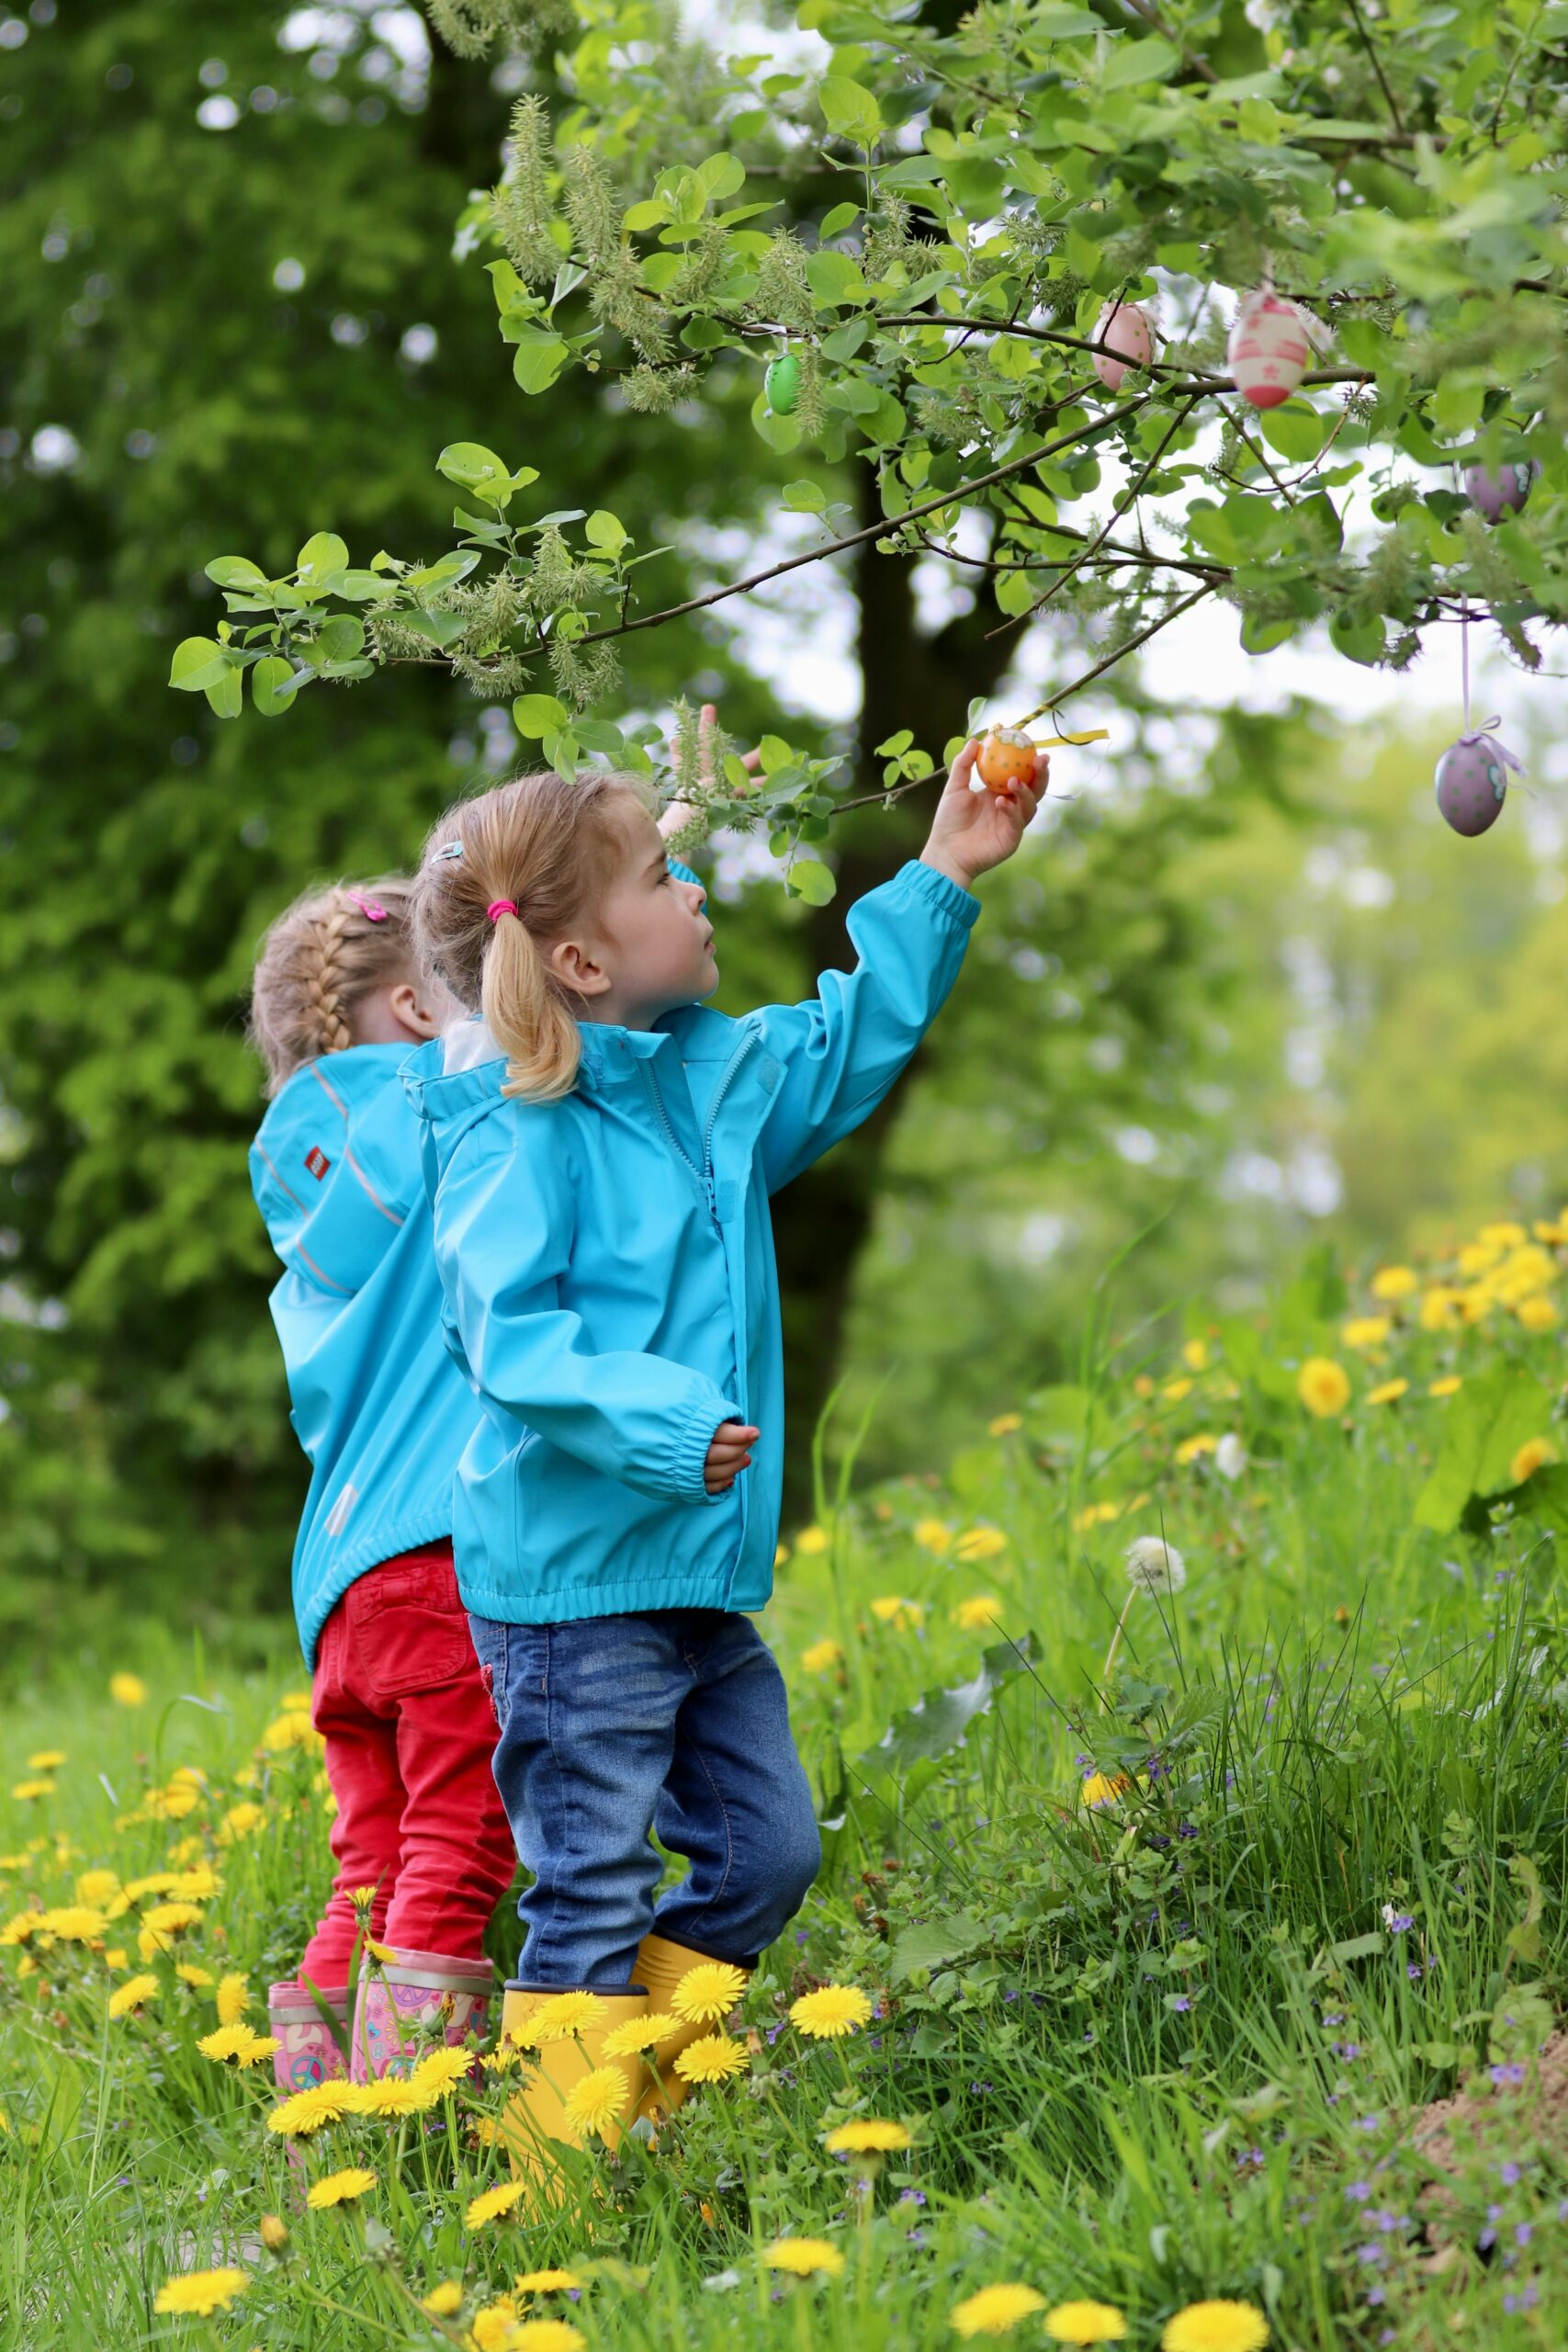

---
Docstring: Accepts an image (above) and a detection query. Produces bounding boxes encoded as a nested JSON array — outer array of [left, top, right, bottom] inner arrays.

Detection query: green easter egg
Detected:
[[765, 352, 801, 415]]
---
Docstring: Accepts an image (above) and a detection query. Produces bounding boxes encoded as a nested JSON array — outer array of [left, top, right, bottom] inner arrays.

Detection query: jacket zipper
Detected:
[[642, 1029, 758, 1226], [700, 1030, 758, 1202]]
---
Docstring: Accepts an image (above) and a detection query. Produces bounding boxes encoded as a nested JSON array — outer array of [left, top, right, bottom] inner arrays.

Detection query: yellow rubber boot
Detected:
[[632, 1933, 752, 2124], [498, 1986, 649, 2191]]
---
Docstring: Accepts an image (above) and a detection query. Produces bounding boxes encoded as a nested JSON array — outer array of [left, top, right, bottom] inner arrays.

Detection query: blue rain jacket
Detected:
[[402, 856, 980, 1626], [249, 1046, 482, 1667]]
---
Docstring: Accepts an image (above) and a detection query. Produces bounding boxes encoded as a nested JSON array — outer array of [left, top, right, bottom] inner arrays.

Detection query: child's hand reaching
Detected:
[[705, 1419, 759, 1494], [919, 736, 1045, 892], [659, 702, 762, 842]]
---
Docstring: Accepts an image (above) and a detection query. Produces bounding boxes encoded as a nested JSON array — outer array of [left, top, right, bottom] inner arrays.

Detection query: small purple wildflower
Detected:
[[1499, 2162, 1521, 2186], [1345, 2182, 1372, 2203], [1407, 1962, 1424, 1981], [1383, 1912, 1413, 1935], [1356, 2243, 1385, 2268], [1171, 1996, 1192, 2013], [1490, 2063, 1527, 2087], [1516, 2222, 1533, 2247]]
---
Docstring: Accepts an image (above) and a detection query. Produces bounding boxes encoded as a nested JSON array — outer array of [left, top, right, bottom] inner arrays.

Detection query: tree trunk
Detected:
[[769, 468, 1016, 1515]]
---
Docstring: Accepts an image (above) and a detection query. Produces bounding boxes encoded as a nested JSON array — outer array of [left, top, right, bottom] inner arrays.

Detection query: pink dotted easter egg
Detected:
[[1093, 300, 1153, 391], [1462, 459, 1540, 524], [1434, 736, 1507, 837], [1226, 292, 1313, 410]]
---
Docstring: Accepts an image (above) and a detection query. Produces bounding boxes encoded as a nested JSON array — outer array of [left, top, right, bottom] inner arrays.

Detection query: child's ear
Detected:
[[547, 937, 613, 1001], [385, 980, 446, 1041]]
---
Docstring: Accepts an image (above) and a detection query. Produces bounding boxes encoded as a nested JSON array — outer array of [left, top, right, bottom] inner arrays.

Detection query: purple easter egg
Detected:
[[1434, 736, 1507, 836], [1463, 458, 1540, 524]]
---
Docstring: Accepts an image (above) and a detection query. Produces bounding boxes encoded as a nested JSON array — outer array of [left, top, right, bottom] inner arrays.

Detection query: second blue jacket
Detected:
[[402, 857, 980, 1626]]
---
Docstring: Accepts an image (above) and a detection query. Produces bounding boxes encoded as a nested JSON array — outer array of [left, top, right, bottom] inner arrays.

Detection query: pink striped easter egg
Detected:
[[1227, 292, 1313, 410]]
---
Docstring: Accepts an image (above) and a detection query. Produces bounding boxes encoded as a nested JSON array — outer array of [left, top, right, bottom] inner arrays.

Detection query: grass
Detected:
[[3, 1217, 1568, 2348]]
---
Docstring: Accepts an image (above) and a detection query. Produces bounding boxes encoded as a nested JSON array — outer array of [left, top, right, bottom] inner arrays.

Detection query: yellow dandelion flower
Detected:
[[1370, 1266, 1418, 1302], [1044, 2303, 1128, 2346], [1420, 1287, 1462, 1331], [824, 2118, 910, 2154], [123, 1872, 178, 1903], [1482, 1221, 1528, 1250], [1079, 1773, 1130, 1812], [10, 1781, 55, 1803], [515, 2267, 582, 2292], [1455, 1285, 1495, 1324], [422, 2281, 464, 2316], [673, 2033, 748, 2084], [35, 1905, 107, 1942], [508, 1989, 600, 2047], [215, 1972, 249, 2025], [266, 2082, 355, 2136], [1510, 1436, 1555, 1484], [951, 2281, 1046, 2335], [1429, 1375, 1462, 1396], [870, 1596, 924, 1629], [761, 2236, 844, 2278], [602, 2011, 678, 2058], [306, 2165, 376, 2209], [789, 1984, 873, 2040], [1458, 1240, 1502, 1277], [219, 1801, 265, 1843], [108, 1671, 147, 1707], [260, 1711, 321, 1754], [152, 2267, 250, 2316], [176, 1963, 213, 1989], [953, 1596, 1005, 1631], [988, 1412, 1023, 1436], [562, 2064, 631, 2134], [470, 2302, 519, 2352], [197, 2024, 278, 2069], [1073, 1500, 1122, 1532], [672, 1961, 748, 2024], [143, 1900, 203, 1936], [1161, 1377, 1194, 1403], [1160, 2300, 1269, 2352], [1182, 1338, 1210, 1371], [1517, 1294, 1557, 1331], [774, 1541, 791, 1568], [512, 2323, 584, 2351], [408, 2045, 472, 2102], [801, 1638, 843, 1673], [1365, 1379, 1409, 1408], [26, 1750, 66, 1772], [1340, 1317, 1389, 1351], [74, 1870, 118, 1906], [1297, 1357, 1350, 1418], [467, 2178, 529, 2227], [794, 1524, 831, 1555], [913, 1518, 953, 1555], [107, 1973, 159, 2019], [1175, 1434, 1217, 1464], [347, 2075, 423, 2119], [105, 1947, 127, 1970], [954, 1526, 1008, 1562]]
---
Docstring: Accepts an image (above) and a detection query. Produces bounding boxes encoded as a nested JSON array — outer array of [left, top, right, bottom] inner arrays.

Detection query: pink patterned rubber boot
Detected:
[[268, 1980, 350, 2095], [349, 1948, 494, 2083]]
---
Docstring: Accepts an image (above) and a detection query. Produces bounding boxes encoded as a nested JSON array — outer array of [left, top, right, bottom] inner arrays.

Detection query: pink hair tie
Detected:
[[346, 892, 388, 923], [486, 899, 519, 923]]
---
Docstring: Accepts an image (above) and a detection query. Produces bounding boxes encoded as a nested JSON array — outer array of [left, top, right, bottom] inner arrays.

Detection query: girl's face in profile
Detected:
[[568, 796, 717, 1028]]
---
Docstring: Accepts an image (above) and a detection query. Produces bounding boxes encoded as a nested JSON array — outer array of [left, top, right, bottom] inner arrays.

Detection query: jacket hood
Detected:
[[250, 1046, 417, 1300]]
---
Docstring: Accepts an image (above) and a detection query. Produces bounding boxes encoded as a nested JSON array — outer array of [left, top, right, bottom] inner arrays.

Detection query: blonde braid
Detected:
[[300, 904, 356, 1060]]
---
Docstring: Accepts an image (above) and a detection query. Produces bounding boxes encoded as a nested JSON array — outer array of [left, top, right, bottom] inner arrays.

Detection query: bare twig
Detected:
[[1345, 0, 1405, 134], [1012, 583, 1216, 727]]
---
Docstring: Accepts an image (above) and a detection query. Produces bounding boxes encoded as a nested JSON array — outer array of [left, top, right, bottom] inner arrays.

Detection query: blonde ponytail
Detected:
[[414, 768, 648, 1103]]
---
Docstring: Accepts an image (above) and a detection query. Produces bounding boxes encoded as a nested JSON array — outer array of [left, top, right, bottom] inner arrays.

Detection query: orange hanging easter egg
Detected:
[[974, 727, 1039, 795]]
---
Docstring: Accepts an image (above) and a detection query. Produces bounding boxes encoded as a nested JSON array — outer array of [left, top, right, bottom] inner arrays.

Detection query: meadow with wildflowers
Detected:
[[4, 1215, 1568, 2350]]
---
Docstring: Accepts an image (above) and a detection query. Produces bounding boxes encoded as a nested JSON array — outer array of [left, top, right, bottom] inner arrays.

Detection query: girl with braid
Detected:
[[248, 877, 516, 2092]]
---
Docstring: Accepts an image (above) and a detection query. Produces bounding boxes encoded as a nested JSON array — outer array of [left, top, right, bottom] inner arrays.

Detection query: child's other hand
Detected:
[[919, 736, 1045, 891], [705, 1420, 760, 1494], [659, 703, 762, 842]]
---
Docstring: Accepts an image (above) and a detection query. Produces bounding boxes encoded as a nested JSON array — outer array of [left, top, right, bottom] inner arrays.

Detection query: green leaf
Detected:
[[296, 532, 349, 583], [397, 608, 468, 649], [1413, 1369, 1553, 1532], [250, 656, 299, 717], [782, 479, 827, 514], [317, 615, 365, 665], [1329, 610, 1386, 665], [805, 249, 868, 310], [818, 74, 883, 144], [857, 1633, 1040, 1783], [623, 198, 669, 232], [1239, 613, 1296, 654], [1258, 401, 1328, 462], [513, 692, 570, 738], [203, 665, 243, 719], [205, 556, 270, 591], [695, 151, 745, 202], [435, 441, 513, 502], [168, 638, 231, 693], [788, 857, 836, 905], [573, 718, 626, 758], [584, 509, 629, 552], [1100, 34, 1180, 87], [512, 333, 570, 395], [820, 202, 862, 239], [889, 1910, 987, 1984]]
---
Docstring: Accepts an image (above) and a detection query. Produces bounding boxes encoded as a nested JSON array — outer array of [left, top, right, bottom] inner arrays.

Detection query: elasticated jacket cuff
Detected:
[[905, 856, 982, 931], [674, 1391, 745, 1504]]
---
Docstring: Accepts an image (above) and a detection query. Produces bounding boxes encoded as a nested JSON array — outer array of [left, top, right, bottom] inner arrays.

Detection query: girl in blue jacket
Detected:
[[249, 878, 517, 2089], [405, 736, 1042, 2168]]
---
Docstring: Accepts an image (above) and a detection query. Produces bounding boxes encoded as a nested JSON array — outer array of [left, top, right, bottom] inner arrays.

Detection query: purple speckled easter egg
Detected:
[[1463, 458, 1540, 524], [1434, 736, 1507, 836]]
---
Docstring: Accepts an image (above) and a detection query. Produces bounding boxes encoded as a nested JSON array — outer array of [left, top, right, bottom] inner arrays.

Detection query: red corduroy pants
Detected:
[[299, 1543, 515, 1984]]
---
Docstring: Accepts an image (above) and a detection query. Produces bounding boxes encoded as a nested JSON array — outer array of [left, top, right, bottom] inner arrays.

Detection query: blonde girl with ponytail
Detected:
[[404, 729, 1041, 2192], [247, 879, 516, 2099]]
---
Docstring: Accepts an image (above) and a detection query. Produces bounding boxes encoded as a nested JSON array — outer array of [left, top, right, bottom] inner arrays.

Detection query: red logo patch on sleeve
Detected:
[[304, 1147, 331, 1180]]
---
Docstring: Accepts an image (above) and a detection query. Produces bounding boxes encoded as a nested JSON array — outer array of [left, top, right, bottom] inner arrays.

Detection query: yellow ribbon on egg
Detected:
[[1032, 727, 1110, 748]]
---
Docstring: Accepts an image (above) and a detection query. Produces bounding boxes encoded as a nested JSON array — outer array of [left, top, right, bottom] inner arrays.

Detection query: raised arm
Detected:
[[434, 1121, 742, 1504]]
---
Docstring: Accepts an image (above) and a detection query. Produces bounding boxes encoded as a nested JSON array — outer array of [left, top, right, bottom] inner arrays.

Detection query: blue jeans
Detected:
[[468, 1608, 821, 1989]]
